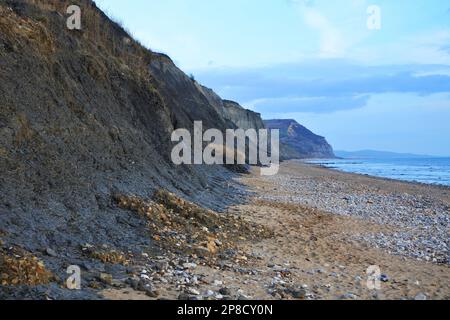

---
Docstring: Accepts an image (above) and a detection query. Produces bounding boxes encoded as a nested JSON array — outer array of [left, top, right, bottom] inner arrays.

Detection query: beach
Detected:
[[103, 161, 450, 300]]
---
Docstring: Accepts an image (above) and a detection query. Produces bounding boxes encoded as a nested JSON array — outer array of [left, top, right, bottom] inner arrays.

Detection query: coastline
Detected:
[[235, 161, 449, 299], [302, 159, 450, 189], [103, 161, 449, 300], [300, 159, 450, 194], [256, 161, 449, 263]]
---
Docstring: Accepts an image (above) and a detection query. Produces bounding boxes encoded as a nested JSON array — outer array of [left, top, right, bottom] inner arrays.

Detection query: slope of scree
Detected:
[[0, 0, 268, 298]]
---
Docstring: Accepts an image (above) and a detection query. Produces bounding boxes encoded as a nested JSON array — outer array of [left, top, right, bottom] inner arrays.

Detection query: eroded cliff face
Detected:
[[195, 85, 265, 131], [148, 58, 230, 132], [265, 119, 335, 160], [222, 100, 265, 131], [0, 0, 250, 260]]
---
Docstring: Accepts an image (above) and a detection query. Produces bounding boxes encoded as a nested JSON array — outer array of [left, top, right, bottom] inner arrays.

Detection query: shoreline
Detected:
[[103, 161, 449, 300], [235, 161, 450, 299], [253, 161, 449, 264], [297, 160, 450, 195], [298, 159, 450, 190]]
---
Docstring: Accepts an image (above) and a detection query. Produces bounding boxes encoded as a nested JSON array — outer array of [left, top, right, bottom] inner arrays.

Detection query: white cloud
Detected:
[[303, 9, 346, 58], [350, 30, 450, 66]]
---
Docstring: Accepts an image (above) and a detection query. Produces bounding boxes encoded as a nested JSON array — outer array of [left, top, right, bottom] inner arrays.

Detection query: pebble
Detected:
[[126, 278, 140, 290], [290, 288, 306, 299], [45, 248, 57, 257], [143, 286, 159, 298], [182, 262, 197, 270], [414, 293, 427, 300], [213, 280, 223, 286], [186, 288, 200, 296], [219, 287, 232, 296], [380, 274, 389, 282], [204, 290, 215, 297], [329, 272, 339, 278], [194, 246, 211, 256], [140, 274, 150, 281], [340, 293, 358, 300]]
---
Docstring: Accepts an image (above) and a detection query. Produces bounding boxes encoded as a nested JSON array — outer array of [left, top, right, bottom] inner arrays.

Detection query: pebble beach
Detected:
[[101, 161, 450, 300]]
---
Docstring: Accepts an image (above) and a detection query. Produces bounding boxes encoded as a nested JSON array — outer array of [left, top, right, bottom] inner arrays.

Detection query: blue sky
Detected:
[[95, 0, 450, 156]]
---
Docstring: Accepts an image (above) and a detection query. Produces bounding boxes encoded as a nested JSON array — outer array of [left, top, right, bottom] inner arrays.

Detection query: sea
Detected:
[[307, 157, 450, 187]]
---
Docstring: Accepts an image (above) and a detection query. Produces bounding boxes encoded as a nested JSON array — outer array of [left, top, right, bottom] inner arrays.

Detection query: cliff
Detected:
[[195, 85, 265, 130], [0, 0, 264, 288], [264, 119, 335, 159], [222, 100, 265, 131]]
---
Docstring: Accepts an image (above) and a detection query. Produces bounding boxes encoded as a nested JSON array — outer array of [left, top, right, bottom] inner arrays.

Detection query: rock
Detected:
[[186, 288, 200, 296], [45, 248, 57, 257], [340, 293, 358, 300], [126, 278, 140, 290], [272, 265, 284, 271], [215, 294, 224, 300], [98, 273, 113, 285], [144, 287, 160, 298], [219, 287, 232, 296], [290, 288, 306, 299], [191, 276, 199, 285], [414, 293, 427, 300], [213, 280, 223, 286], [379, 274, 389, 282], [182, 262, 197, 270], [82, 243, 94, 251], [194, 246, 211, 257], [140, 274, 150, 281], [204, 290, 215, 297], [316, 268, 325, 274], [111, 279, 125, 288], [329, 272, 339, 278], [155, 261, 169, 271]]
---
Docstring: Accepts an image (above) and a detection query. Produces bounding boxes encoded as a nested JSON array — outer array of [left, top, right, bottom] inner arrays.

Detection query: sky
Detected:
[[95, 0, 450, 156]]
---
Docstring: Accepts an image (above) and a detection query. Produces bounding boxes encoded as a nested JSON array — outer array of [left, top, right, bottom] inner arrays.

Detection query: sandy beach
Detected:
[[102, 161, 450, 300]]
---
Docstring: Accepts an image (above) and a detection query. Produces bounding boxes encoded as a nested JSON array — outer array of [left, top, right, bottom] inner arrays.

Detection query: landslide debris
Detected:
[[114, 189, 273, 257]]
